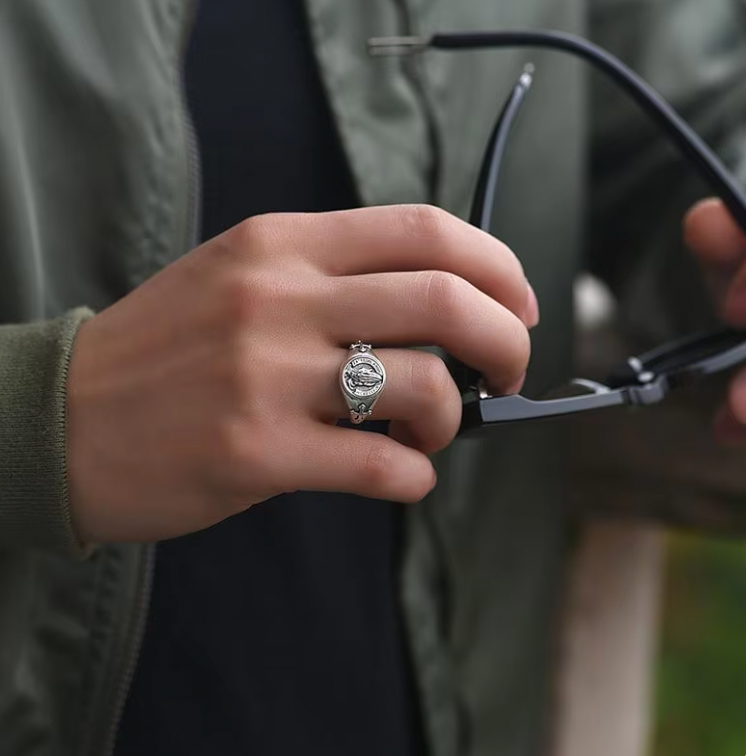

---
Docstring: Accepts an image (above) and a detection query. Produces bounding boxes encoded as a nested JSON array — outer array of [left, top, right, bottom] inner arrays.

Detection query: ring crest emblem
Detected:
[[340, 342, 387, 424], [343, 358, 384, 398]]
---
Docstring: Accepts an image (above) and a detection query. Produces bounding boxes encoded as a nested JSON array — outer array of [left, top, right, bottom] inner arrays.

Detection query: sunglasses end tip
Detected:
[[520, 63, 535, 87]]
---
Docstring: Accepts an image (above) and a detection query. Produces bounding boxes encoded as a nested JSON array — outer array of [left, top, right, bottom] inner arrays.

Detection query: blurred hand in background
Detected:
[[686, 198, 746, 442]]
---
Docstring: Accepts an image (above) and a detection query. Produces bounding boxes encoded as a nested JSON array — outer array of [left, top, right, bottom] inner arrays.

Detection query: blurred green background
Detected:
[[653, 535, 746, 756]]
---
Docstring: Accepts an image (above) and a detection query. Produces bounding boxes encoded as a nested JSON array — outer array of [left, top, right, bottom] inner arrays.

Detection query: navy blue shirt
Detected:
[[114, 2, 426, 755]]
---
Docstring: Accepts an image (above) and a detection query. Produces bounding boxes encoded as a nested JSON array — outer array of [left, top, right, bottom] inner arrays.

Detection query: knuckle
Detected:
[[217, 270, 281, 327], [411, 354, 452, 403], [397, 204, 458, 256], [419, 270, 471, 326], [230, 214, 269, 251], [231, 212, 312, 265], [407, 204, 453, 238], [359, 442, 396, 489]]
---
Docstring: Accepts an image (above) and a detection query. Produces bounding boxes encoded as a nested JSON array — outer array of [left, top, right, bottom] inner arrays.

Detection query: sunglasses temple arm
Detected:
[[470, 67, 533, 232], [371, 30, 746, 234], [459, 390, 629, 432], [458, 376, 671, 432], [677, 336, 746, 379], [443, 70, 535, 393]]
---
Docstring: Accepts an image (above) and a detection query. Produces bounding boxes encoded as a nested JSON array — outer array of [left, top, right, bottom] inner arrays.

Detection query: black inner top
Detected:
[[114, 1, 426, 755]]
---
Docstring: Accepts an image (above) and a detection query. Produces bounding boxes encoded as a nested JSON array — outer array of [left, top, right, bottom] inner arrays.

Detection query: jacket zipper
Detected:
[[392, 0, 442, 203], [387, 7, 470, 753], [99, 1, 202, 754], [180, 0, 203, 256], [100, 544, 156, 756]]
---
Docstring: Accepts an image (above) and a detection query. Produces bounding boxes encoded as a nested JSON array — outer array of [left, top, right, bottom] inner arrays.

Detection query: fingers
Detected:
[[279, 205, 534, 325], [731, 365, 746, 419], [686, 198, 746, 324], [313, 348, 463, 454], [720, 368, 746, 441], [319, 271, 531, 392], [288, 424, 437, 503], [713, 403, 746, 445], [710, 366, 746, 447], [687, 204, 746, 444], [686, 198, 746, 269]]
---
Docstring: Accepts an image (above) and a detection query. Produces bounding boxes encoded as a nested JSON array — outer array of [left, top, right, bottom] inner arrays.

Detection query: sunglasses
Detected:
[[368, 30, 746, 435]]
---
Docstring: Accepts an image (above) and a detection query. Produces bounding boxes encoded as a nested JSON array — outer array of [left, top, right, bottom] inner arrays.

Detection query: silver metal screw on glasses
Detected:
[[339, 342, 387, 424]]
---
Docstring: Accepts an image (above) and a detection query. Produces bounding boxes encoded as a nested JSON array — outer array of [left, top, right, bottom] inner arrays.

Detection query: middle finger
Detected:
[[318, 270, 531, 392]]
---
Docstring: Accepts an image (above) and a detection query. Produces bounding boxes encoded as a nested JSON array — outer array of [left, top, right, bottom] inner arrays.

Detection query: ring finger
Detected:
[[310, 347, 463, 455]]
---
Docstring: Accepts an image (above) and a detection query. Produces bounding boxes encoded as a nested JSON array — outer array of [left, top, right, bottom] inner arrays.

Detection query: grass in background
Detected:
[[654, 534, 746, 756]]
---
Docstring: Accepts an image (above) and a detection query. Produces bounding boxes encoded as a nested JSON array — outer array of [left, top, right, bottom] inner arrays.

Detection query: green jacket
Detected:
[[1, 1, 746, 755]]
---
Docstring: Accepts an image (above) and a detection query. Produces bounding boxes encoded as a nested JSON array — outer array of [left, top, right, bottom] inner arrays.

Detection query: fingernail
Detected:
[[525, 284, 540, 329]]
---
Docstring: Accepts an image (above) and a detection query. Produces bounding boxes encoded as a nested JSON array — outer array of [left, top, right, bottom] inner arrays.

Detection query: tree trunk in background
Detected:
[[552, 523, 664, 756]]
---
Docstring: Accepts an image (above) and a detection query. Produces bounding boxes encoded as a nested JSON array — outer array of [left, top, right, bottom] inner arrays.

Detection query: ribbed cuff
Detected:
[[0, 308, 94, 557]]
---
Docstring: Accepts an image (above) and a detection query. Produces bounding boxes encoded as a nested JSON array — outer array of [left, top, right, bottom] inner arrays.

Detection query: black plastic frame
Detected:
[[368, 30, 746, 434]]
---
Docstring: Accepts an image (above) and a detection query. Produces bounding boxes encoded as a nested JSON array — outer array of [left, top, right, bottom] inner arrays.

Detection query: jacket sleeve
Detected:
[[568, 0, 746, 533], [0, 308, 93, 555]]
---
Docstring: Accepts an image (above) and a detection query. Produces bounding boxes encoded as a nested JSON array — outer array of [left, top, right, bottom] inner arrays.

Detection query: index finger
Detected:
[[285, 204, 534, 324]]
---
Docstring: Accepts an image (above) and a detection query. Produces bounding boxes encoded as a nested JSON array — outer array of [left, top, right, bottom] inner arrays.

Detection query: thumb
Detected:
[[685, 198, 746, 325]]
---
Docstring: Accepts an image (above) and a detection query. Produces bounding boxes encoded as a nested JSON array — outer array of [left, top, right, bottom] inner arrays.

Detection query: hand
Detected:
[[67, 205, 537, 543], [686, 198, 746, 442]]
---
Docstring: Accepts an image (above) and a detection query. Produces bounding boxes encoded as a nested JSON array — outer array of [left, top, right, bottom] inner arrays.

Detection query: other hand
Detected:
[[686, 198, 746, 443]]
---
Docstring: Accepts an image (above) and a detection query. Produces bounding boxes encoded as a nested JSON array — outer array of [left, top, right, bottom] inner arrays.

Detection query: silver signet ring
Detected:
[[339, 342, 387, 425]]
